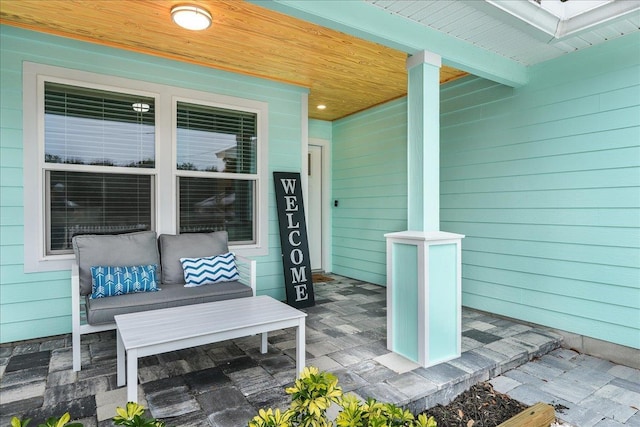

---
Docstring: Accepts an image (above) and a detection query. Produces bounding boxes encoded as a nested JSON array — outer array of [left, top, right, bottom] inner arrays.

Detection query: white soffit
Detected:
[[367, 0, 640, 66], [487, 0, 640, 39]]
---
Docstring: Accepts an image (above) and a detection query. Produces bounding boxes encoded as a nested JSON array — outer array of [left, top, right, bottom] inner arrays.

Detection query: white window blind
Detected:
[[176, 101, 257, 243], [44, 83, 155, 254]]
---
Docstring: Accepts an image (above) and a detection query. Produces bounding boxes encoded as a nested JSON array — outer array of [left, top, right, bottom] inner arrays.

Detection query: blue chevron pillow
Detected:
[[180, 252, 240, 287], [89, 264, 159, 299]]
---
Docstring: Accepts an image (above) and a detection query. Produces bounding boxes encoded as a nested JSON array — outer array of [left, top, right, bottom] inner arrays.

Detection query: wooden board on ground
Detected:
[[497, 402, 555, 427]]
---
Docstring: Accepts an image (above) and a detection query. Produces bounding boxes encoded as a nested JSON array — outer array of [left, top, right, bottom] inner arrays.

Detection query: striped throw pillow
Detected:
[[180, 252, 240, 287]]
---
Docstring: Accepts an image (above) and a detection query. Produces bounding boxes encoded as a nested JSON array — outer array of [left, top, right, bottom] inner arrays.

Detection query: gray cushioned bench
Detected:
[[71, 230, 256, 371]]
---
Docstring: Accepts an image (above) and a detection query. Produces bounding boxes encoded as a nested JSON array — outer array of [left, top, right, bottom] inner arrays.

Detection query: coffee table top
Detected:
[[114, 295, 306, 350]]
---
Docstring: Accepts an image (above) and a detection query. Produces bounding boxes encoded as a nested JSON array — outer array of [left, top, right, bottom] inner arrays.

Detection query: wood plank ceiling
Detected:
[[0, 0, 467, 121]]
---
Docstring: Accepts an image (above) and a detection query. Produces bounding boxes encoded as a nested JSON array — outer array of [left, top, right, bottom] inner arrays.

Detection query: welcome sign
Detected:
[[273, 172, 315, 308]]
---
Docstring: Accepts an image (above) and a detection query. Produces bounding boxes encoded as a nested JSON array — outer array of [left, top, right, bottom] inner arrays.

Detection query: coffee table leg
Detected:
[[127, 349, 138, 403], [296, 317, 305, 377], [117, 330, 125, 387], [261, 332, 268, 353]]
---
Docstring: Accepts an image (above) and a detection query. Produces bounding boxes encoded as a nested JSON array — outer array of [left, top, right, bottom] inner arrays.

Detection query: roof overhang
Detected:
[[485, 0, 640, 40]]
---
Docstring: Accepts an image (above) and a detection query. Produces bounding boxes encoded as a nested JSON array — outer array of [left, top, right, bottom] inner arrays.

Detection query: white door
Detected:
[[308, 144, 322, 270]]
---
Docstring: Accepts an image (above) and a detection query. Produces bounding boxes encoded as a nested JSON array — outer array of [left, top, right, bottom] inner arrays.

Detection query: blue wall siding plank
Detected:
[[0, 206, 23, 226], [0, 167, 22, 188], [0, 147, 22, 167], [463, 266, 638, 306], [442, 187, 640, 210], [0, 129, 22, 149], [1, 279, 70, 303], [442, 207, 639, 227], [445, 222, 638, 247], [463, 250, 640, 288], [463, 280, 638, 327], [600, 84, 640, 110], [442, 127, 640, 168], [463, 293, 640, 348], [461, 237, 640, 268], [0, 244, 23, 265], [442, 147, 640, 181], [442, 167, 640, 194]]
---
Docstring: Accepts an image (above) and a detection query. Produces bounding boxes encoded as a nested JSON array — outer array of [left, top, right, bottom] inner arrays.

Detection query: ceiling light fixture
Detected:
[[317, 104, 327, 110], [132, 102, 150, 112], [171, 5, 212, 31]]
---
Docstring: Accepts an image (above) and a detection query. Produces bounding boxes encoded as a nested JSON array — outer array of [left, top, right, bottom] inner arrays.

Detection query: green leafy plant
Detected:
[[113, 402, 166, 427], [10, 412, 82, 427], [249, 367, 437, 427], [10, 403, 166, 427]]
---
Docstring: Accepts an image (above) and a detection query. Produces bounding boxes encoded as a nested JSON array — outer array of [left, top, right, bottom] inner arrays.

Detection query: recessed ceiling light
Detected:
[[317, 104, 327, 110], [171, 5, 212, 31]]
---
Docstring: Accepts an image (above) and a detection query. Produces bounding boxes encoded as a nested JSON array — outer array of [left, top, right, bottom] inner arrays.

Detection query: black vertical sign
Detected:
[[273, 172, 315, 308]]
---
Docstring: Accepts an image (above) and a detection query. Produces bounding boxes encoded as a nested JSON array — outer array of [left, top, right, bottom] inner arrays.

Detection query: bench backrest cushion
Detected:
[[73, 231, 160, 296], [158, 231, 229, 285]]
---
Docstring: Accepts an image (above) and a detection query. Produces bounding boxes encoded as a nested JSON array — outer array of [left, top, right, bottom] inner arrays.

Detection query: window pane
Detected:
[[179, 177, 254, 243], [45, 82, 155, 167], [176, 102, 256, 173], [47, 171, 153, 254]]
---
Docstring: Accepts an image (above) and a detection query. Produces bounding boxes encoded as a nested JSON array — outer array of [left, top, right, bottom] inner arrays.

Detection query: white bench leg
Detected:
[[117, 330, 125, 387], [296, 317, 305, 377], [72, 330, 81, 372], [127, 348, 139, 403], [261, 332, 268, 353]]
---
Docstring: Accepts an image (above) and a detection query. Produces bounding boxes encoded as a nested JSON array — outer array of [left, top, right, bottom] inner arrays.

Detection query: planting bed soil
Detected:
[[420, 382, 529, 427]]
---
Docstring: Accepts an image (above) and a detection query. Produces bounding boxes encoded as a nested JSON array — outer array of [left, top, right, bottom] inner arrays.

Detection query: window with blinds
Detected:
[[43, 83, 155, 254], [176, 101, 258, 243]]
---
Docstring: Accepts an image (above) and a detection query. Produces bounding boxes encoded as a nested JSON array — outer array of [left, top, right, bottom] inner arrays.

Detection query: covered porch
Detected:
[[3, 275, 638, 427]]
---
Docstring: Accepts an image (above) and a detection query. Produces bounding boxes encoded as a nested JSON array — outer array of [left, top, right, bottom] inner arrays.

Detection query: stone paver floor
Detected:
[[1, 275, 638, 426]]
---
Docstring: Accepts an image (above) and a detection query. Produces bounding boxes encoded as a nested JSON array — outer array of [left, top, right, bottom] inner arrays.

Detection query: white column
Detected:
[[406, 51, 441, 231], [385, 51, 464, 367]]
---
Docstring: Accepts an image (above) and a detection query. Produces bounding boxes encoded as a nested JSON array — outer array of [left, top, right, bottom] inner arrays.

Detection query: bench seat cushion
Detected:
[[73, 231, 160, 296], [85, 280, 253, 325], [159, 231, 229, 285]]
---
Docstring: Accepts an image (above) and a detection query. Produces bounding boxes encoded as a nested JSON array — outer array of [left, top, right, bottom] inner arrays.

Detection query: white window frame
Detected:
[[23, 62, 269, 273]]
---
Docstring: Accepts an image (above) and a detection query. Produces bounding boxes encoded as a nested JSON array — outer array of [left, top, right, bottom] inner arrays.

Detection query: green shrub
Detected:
[[10, 403, 165, 427], [11, 369, 437, 427], [248, 367, 437, 427]]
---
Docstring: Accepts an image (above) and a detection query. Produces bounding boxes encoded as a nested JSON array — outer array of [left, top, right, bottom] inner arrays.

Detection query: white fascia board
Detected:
[[558, 2, 640, 38], [486, 0, 640, 40], [250, 0, 528, 87]]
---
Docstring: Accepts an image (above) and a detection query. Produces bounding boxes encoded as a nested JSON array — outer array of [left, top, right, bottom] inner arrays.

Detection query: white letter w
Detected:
[[280, 178, 296, 194]]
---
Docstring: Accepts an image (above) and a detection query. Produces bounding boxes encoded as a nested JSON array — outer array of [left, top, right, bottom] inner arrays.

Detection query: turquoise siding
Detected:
[[0, 26, 305, 343], [440, 33, 640, 349], [428, 243, 458, 363], [309, 119, 332, 141], [390, 243, 419, 361], [331, 98, 408, 285]]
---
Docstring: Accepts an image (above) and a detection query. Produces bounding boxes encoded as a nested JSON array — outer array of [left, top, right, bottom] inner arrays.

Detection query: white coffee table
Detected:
[[115, 295, 306, 402]]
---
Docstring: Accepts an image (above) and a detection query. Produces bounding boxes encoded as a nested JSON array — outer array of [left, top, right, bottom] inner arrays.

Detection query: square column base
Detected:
[[385, 230, 464, 367]]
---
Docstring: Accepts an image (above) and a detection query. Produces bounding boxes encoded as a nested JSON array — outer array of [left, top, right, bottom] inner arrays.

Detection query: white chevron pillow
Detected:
[[180, 252, 240, 287]]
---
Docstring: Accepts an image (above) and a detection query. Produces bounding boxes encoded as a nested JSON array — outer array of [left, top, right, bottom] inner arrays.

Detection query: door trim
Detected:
[[309, 138, 332, 273]]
